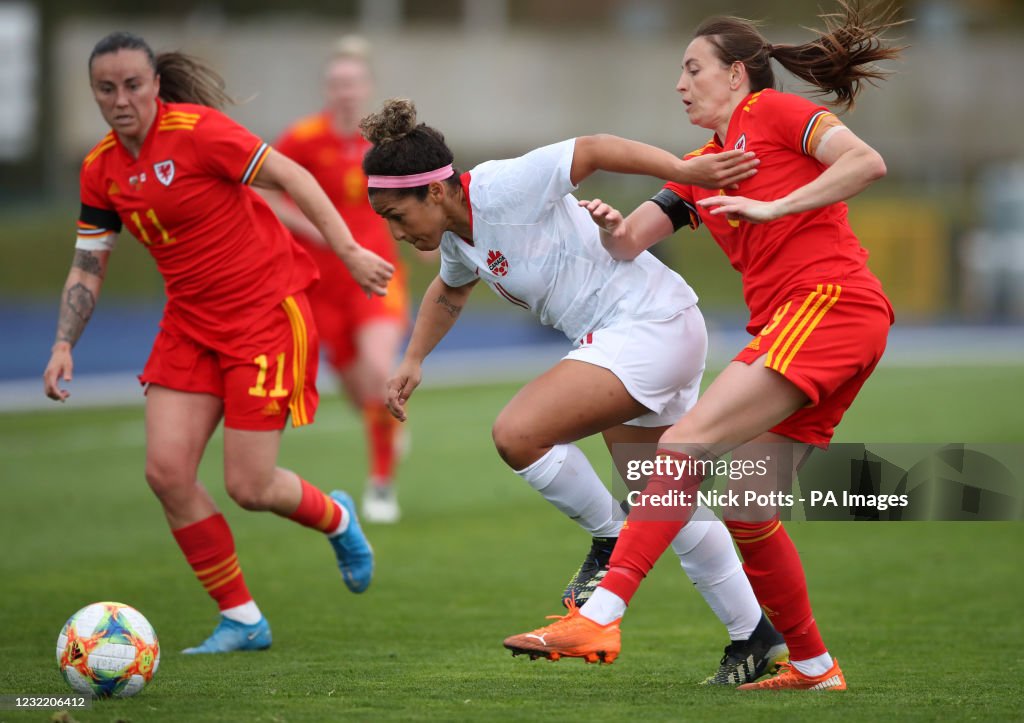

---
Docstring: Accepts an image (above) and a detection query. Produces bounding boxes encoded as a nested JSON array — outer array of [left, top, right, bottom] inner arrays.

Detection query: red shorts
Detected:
[[734, 283, 893, 447], [139, 294, 320, 431], [301, 240, 409, 371]]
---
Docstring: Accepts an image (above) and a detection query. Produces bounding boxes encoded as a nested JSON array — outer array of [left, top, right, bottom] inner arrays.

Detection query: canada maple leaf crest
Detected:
[[486, 249, 509, 277]]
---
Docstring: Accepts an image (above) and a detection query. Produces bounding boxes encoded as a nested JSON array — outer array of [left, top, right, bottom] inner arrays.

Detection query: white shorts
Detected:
[[564, 305, 707, 427]]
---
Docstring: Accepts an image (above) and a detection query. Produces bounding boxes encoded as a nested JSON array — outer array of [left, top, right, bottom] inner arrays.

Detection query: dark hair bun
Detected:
[[360, 98, 417, 145]]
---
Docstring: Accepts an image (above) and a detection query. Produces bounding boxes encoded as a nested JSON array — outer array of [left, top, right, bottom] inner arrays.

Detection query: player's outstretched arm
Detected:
[[252, 149, 394, 295], [579, 198, 676, 262], [698, 126, 886, 224], [44, 249, 110, 401], [570, 134, 758, 189], [386, 275, 478, 421]]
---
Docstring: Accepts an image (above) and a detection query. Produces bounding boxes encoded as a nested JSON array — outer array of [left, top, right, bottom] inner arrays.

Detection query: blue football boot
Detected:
[[182, 615, 272, 654], [328, 490, 374, 593]]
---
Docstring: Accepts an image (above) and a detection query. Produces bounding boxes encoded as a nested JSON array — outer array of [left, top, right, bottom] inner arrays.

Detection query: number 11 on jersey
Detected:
[[129, 208, 177, 245]]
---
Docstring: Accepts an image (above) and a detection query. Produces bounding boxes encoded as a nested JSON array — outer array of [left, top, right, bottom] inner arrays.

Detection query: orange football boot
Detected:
[[503, 600, 621, 664], [737, 659, 846, 691]]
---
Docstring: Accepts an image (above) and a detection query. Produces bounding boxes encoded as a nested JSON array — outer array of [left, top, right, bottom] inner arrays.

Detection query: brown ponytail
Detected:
[[696, 1, 907, 111], [155, 52, 234, 109]]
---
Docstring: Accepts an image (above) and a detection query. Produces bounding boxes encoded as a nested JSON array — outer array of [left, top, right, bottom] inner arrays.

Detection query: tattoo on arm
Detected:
[[72, 250, 105, 277], [435, 293, 463, 319], [56, 282, 96, 346]]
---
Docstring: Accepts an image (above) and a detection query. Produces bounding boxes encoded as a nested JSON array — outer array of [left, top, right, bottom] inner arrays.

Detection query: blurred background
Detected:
[[2, 0, 1023, 408]]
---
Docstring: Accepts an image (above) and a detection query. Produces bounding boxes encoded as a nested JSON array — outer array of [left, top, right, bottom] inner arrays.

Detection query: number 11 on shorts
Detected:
[[248, 353, 289, 398]]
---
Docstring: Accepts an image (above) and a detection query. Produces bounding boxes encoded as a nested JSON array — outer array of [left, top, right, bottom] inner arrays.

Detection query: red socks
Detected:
[[726, 517, 826, 660], [287, 478, 343, 533], [172, 484, 343, 613], [172, 513, 253, 610], [601, 450, 704, 604], [364, 403, 399, 483]]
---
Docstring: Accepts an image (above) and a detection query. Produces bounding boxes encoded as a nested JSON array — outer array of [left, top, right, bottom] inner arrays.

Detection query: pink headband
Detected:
[[367, 164, 454, 189]]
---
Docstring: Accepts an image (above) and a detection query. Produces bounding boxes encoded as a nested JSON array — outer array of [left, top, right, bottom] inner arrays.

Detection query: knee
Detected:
[[222, 466, 274, 512], [224, 474, 272, 511], [491, 414, 539, 470], [144, 454, 192, 503], [659, 417, 703, 447]]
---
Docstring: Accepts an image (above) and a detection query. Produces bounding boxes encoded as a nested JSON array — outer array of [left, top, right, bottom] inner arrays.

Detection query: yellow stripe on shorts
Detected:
[[764, 284, 842, 375], [281, 296, 309, 426]]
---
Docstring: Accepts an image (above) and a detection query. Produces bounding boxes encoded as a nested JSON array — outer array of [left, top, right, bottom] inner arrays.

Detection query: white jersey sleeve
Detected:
[[439, 237, 478, 288], [470, 139, 577, 225]]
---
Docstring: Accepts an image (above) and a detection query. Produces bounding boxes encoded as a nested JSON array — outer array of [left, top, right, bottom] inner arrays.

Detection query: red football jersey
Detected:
[[78, 100, 318, 348], [274, 112, 396, 262], [661, 89, 888, 333]]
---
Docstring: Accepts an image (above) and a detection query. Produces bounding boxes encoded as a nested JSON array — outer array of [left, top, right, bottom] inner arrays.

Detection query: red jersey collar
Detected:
[[457, 171, 473, 245], [713, 90, 762, 146]]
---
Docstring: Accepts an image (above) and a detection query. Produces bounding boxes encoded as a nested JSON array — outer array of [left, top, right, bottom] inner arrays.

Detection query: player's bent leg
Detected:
[[222, 429, 374, 593], [671, 516, 789, 685], [222, 428, 294, 513], [721, 431, 835, 686], [554, 424, 676, 609], [144, 385, 223, 528], [607, 361, 809, 605], [493, 360, 650, 471], [600, 420, 781, 678], [564, 364, 805, 664], [496, 362, 646, 608], [144, 388, 271, 652], [658, 361, 808, 453]]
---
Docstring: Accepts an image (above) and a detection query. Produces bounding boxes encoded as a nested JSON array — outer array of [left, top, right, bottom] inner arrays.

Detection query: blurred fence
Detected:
[[51, 21, 1024, 176]]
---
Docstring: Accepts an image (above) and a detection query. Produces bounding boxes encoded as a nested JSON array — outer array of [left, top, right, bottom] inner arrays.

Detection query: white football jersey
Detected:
[[439, 139, 698, 343]]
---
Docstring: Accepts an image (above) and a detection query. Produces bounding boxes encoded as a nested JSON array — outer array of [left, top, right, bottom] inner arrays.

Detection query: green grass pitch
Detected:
[[1, 364, 1022, 721]]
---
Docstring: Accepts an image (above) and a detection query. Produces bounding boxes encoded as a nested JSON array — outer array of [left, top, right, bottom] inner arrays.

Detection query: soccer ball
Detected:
[[56, 602, 160, 698]]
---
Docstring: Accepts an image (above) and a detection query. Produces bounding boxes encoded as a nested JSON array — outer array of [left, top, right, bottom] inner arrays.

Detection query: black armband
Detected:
[[79, 203, 123, 233], [649, 189, 700, 232]]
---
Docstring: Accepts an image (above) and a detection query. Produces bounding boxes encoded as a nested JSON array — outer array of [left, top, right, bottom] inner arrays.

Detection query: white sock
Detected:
[[579, 586, 626, 625], [792, 652, 834, 677], [221, 601, 263, 625], [327, 501, 350, 537], [515, 444, 621, 537], [671, 508, 762, 641]]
